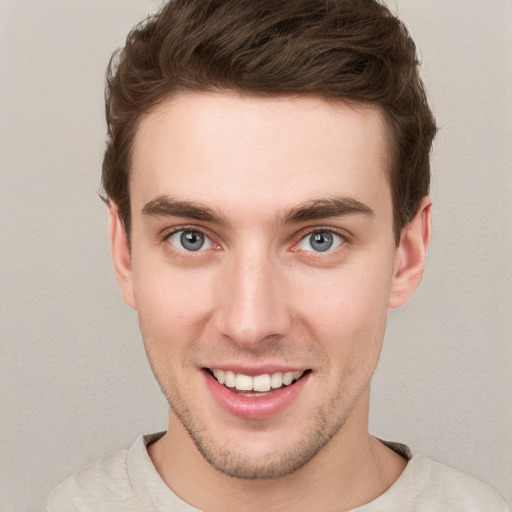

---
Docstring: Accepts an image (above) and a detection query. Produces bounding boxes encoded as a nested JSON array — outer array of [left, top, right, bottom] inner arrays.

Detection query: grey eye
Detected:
[[168, 230, 213, 252], [309, 232, 333, 252], [298, 231, 343, 252]]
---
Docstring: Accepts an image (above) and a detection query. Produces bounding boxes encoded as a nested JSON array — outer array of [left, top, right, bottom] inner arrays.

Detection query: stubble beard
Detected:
[[142, 329, 375, 481], [159, 377, 361, 480]]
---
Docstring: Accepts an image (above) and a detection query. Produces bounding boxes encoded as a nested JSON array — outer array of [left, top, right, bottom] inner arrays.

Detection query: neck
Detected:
[[148, 391, 406, 512]]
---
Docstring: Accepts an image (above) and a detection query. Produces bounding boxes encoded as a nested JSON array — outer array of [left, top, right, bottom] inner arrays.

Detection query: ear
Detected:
[[389, 197, 432, 309], [109, 205, 136, 309]]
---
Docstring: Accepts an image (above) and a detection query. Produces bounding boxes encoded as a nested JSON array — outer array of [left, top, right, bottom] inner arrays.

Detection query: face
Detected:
[[112, 92, 427, 480]]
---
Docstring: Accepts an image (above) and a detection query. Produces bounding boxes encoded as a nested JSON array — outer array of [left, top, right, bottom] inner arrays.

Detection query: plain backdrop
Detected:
[[1, 1, 511, 510]]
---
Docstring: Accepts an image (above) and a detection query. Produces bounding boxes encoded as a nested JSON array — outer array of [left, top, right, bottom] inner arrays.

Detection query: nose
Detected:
[[214, 248, 292, 350]]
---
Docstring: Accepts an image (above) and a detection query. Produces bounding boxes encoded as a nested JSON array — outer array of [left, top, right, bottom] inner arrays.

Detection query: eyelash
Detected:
[[160, 225, 349, 255], [161, 225, 217, 252], [292, 227, 348, 255]]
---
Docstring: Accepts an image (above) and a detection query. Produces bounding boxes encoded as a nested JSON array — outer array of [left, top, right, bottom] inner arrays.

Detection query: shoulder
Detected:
[[366, 441, 510, 512], [400, 454, 510, 511], [46, 435, 156, 512]]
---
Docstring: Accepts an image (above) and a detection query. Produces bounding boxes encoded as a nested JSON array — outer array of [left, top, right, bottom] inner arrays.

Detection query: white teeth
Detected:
[[235, 374, 253, 391], [224, 370, 236, 388], [270, 372, 283, 389], [212, 369, 225, 385], [282, 372, 294, 386], [253, 374, 271, 392], [211, 369, 306, 392]]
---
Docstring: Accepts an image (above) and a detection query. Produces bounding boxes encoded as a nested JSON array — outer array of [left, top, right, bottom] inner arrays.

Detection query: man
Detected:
[[47, 0, 509, 510]]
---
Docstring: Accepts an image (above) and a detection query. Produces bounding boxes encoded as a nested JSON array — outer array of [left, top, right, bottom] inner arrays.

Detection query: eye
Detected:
[[297, 230, 344, 253], [167, 230, 213, 252]]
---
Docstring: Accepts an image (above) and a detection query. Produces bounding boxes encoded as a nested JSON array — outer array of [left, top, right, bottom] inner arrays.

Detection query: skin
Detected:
[[110, 91, 431, 511]]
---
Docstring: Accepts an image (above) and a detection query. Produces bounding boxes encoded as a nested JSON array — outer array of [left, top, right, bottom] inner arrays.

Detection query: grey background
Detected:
[[1, 1, 511, 510]]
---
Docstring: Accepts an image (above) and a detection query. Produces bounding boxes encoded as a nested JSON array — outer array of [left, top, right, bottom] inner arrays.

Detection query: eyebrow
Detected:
[[279, 197, 374, 224], [142, 194, 374, 226], [142, 195, 230, 226]]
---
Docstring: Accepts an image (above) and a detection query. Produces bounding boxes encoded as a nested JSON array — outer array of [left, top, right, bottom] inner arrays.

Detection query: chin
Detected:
[[171, 397, 351, 481]]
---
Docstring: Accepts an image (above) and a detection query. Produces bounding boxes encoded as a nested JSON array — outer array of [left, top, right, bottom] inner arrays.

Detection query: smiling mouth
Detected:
[[207, 369, 311, 396]]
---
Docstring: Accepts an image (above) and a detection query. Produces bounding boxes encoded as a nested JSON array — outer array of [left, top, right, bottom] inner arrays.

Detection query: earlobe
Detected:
[[389, 197, 432, 309], [109, 205, 136, 309]]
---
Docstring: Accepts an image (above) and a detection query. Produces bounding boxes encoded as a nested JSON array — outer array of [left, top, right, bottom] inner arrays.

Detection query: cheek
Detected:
[[132, 264, 215, 344], [293, 265, 392, 357]]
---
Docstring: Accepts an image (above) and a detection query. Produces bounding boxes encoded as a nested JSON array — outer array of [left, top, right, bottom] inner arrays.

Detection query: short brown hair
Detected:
[[102, 0, 436, 242]]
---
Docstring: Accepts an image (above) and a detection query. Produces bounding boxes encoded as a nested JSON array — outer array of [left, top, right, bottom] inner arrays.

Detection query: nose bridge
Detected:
[[216, 241, 290, 347]]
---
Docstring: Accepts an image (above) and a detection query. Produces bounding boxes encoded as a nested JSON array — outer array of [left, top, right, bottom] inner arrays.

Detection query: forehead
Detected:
[[130, 92, 391, 221]]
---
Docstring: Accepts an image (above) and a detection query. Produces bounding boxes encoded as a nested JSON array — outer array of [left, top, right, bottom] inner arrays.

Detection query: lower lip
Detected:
[[204, 370, 310, 420]]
